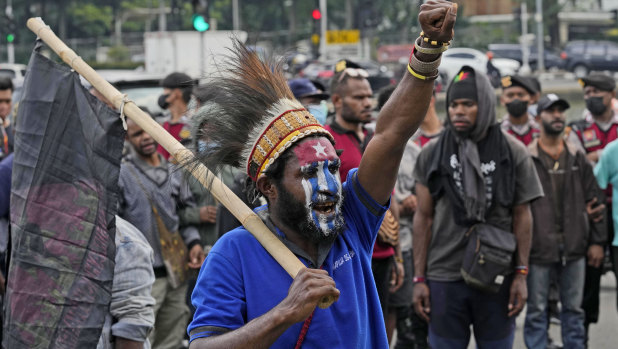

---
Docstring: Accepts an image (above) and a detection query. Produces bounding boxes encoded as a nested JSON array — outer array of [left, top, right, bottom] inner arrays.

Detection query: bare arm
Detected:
[[357, 1, 457, 204], [189, 268, 340, 349], [115, 338, 145, 349], [412, 183, 434, 322], [508, 203, 532, 317]]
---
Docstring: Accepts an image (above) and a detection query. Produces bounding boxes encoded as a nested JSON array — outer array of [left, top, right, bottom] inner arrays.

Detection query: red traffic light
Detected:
[[312, 9, 321, 20]]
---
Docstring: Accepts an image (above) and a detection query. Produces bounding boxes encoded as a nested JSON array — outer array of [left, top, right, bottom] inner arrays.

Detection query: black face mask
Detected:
[[585, 96, 607, 116], [158, 94, 170, 110], [506, 99, 528, 118]]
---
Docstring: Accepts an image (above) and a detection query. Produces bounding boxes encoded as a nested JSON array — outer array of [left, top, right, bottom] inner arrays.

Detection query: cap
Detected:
[[579, 73, 616, 92], [161, 72, 195, 89], [537, 93, 570, 114], [501, 75, 537, 95], [447, 66, 477, 104], [288, 78, 330, 100]]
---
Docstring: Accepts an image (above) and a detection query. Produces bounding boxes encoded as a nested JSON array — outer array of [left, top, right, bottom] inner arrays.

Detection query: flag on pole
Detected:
[[4, 45, 125, 348]]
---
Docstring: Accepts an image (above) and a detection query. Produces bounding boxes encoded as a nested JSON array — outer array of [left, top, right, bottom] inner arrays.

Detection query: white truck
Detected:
[[144, 30, 248, 79]]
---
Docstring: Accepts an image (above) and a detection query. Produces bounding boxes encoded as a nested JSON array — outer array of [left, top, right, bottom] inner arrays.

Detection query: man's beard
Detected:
[[542, 120, 564, 136], [341, 102, 370, 125], [274, 183, 345, 244]]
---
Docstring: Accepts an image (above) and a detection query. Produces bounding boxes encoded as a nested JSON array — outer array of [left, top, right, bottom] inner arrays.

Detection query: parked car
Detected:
[[561, 40, 618, 77], [488, 43, 563, 71], [0, 63, 27, 86], [439, 47, 520, 87], [299, 60, 395, 92], [81, 69, 167, 119]]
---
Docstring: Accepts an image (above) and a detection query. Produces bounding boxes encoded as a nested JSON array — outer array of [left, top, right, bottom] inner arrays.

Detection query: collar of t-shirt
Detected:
[[255, 206, 335, 268], [130, 151, 169, 187]]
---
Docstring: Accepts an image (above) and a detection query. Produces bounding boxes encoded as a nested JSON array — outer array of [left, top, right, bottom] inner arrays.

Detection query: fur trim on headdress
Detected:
[[188, 39, 333, 182]]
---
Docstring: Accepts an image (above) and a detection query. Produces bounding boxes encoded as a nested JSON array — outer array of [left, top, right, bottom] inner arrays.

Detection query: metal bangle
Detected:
[[409, 52, 442, 74]]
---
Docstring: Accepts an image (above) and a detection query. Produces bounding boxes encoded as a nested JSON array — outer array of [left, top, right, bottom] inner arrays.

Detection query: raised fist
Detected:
[[418, 0, 457, 43]]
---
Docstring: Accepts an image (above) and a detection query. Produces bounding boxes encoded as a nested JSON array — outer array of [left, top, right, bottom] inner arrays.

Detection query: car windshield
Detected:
[[120, 86, 165, 117], [0, 69, 16, 79]]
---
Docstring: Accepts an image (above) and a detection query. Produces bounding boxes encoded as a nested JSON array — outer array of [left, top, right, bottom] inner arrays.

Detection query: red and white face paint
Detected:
[[293, 138, 343, 236]]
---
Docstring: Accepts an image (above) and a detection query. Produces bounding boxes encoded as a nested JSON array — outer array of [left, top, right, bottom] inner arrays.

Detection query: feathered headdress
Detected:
[[190, 40, 333, 182]]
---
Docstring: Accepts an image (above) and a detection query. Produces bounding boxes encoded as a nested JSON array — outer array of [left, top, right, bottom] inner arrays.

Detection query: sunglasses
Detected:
[[337, 68, 369, 82]]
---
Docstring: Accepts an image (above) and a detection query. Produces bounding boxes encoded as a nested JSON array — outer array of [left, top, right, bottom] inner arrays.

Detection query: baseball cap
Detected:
[[288, 78, 330, 100], [536, 93, 570, 115], [578, 73, 616, 92], [161, 72, 196, 89]]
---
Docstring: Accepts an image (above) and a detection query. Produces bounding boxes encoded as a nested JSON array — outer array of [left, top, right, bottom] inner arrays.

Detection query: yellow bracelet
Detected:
[[407, 64, 438, 81], [395, 256, 404, 263]]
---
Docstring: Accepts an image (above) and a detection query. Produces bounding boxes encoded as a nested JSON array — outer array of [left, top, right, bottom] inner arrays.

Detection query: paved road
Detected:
[[467, 273, 617, 349]]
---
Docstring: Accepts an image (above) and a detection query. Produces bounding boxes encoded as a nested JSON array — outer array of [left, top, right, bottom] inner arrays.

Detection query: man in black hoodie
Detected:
[[412, 66, 543, 348]]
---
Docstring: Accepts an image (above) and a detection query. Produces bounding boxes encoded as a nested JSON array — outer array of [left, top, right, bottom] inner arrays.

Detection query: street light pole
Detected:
[[6, 0, 14, 64], [536, 0, 545, 72], [319, 0, 327, 60], [520, 2, 531, 74]]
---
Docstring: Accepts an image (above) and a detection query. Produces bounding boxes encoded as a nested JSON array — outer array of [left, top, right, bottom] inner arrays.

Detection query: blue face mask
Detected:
[[197, 140, 220, 153], [307, 101, 328, 125]]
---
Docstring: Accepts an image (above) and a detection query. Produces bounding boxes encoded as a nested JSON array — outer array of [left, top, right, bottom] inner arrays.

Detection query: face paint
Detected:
[[294, 138, 343, 237]]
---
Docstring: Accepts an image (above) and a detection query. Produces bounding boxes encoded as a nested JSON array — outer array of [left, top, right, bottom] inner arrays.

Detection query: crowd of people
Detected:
[[1, 1, 618, 348]]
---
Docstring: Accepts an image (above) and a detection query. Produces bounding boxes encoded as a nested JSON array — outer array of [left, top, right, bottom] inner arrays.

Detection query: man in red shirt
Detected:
[[500, 75, 540, 146], [325, 59, 403, 342], [157, 72, 195, 159]]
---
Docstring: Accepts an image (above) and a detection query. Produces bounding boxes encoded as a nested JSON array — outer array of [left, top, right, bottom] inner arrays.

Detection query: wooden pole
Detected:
[[26, 17, 334, 308]]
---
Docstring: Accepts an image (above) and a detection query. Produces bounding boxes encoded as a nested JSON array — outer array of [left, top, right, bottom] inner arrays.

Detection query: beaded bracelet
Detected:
[[515, 266, 529, 275], [420, 31, 452, 47], [407, 64, 439, 81], [409, 47, 442, 74], [412, 276, 426, 283], [414, 36, 449, 55]]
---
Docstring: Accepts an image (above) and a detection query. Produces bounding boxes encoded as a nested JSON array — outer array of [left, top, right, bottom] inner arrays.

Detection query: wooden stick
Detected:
[[27, 17, 334, 308]]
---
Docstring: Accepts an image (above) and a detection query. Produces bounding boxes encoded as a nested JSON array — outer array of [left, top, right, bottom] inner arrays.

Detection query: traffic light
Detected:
[[311, 7, 321, 58], [6, 17, 15, 43], [192, 0, 210, 32]]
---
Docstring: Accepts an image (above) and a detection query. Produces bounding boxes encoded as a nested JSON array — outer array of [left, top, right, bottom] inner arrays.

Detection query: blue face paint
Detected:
[[300, 159, 343, 235]]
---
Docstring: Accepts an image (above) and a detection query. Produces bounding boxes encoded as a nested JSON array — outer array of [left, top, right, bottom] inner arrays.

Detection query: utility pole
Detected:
[[159, 0, 167, 31], [232, 0, 240, 31], [535, 0, 545, 72], [520, 2, 531, 75], [319, 0, 327, 60], [6, 0, 14, 64]]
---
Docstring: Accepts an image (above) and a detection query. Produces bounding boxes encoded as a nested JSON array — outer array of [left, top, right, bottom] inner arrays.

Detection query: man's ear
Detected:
[[331, 93, 342, 110], [256, 176, 277, 202]]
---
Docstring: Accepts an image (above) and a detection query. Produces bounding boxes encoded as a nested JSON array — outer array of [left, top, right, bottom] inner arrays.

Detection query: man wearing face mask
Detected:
[[157, 72, 196, 159], [500, 75, 540, 146], [566, 72, 617, 344], [567, 74, 618, 164], [288, 78, 330, 125]]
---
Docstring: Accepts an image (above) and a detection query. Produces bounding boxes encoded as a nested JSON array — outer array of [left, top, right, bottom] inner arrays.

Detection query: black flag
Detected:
[[4, 46, 125, 348]]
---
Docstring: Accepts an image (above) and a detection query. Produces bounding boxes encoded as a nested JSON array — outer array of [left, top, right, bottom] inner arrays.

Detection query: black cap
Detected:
[[536, 93, 570, 115], [447, 66, 477, 105], [579, 73, 616, 92], [288, 78, 330, 100], [161, 72, 195, 89], [501, 75, 537, 95]]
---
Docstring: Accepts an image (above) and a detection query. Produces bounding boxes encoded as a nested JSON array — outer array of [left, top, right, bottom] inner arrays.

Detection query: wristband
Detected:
[[515, 266, 529, 275], [407, 64, 439, 81], [412, 276, 426, 283], [394, 256, 404, 263]]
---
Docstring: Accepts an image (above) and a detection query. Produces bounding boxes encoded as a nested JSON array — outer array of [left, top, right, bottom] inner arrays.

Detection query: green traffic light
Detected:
[[192, 14, 210, 32], [7, 34, 14, 43]]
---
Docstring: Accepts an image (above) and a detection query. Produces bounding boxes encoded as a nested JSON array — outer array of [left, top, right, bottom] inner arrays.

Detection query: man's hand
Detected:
[[188, 244, 206, 269], [389, 259, 405, 293], [276, 268, 340, 325], [587, 244, 604, 268], [412, 282, 431, 322], [199, 205, 218, 224], [586, 197, 605, 223], [418, 0, 458, 43], [400, 195, 418, 216], [508, 274, 527, 317]]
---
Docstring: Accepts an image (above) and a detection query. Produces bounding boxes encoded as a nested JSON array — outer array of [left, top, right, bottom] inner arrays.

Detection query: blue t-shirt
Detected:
[[595, 139, 618, 246], [188, 169, 389, 348]]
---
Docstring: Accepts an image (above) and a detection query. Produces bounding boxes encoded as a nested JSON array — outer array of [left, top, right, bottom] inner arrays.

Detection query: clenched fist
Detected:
[[419, 1, 457, 43]]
